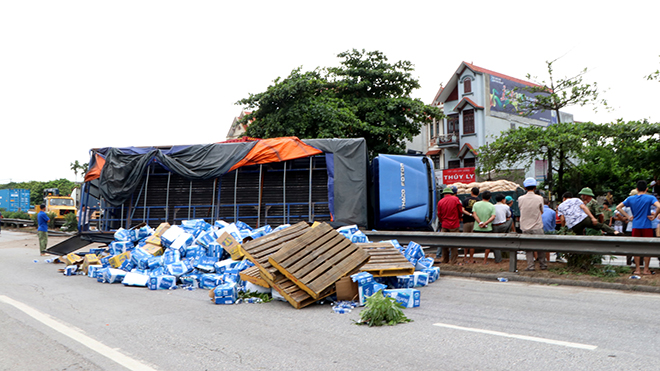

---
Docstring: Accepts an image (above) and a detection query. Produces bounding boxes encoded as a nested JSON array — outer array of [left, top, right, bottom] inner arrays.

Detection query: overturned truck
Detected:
[[60, 137, 435, 252]]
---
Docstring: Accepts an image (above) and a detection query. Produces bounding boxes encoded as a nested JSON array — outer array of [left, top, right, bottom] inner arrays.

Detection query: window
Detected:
[[448, 160, 461, 169], [464, 158, 476, 168], [447, 115, 458, 135], [464, 78, 472, 94], [463, 110, 475, 134], [431, 154, 441, 169], [434, 120, 439, 138]]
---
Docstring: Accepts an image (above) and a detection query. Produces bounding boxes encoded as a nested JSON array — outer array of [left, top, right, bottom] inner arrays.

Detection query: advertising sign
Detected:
[[443, 167, 475, 185], [489, 75, 557, 125]]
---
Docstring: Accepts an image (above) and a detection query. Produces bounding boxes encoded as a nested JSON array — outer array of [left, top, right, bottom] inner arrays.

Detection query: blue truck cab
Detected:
[[371, 154, 436, 230]]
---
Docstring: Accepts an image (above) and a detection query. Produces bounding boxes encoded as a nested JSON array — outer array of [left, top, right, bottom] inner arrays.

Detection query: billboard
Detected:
[[443, 167, 475, 185], [489, 75, 557, 125]]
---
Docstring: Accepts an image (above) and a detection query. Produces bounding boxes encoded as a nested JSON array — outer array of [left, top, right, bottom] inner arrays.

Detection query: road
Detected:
[[1, 230, 659, 370]]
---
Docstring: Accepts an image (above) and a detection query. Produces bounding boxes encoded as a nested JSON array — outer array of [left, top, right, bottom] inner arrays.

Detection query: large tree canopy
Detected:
[[236, 49, 442, 156]]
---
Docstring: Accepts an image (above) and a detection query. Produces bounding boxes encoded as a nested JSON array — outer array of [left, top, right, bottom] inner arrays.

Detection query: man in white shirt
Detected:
[[486, 194, 512, 264]]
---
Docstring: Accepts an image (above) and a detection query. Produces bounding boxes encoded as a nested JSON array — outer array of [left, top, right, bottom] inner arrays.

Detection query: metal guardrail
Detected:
[[1, 218, 34, 227], [363, 231, 660, 272]]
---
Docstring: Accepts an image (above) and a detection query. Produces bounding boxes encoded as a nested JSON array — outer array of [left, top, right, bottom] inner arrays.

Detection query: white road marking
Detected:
[[433, 322, 597, 350], [0, 295, 158, 371]]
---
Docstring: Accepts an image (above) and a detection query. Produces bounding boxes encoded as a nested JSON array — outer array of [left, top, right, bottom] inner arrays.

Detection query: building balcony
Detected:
[[435, 133, 459, 149]]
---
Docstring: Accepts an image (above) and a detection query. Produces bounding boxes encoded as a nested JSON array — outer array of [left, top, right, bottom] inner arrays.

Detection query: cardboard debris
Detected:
[[50, 216, 440, 309]]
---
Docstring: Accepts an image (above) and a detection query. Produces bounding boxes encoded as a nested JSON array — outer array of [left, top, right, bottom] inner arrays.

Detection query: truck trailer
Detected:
[[76, 137, 436, 242]]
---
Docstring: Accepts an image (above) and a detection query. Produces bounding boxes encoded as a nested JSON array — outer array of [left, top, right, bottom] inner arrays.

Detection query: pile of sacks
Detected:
[[62, 220, 440, 309], [451, 180, 521, 195], [62, 219, 284, 305]]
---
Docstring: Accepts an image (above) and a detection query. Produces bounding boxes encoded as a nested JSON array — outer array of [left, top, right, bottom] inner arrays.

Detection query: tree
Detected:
[[478, 122, 611, 194], [478, 120, 660, 196], [513, 58, 609, 189], [237, 49, 443, 157], [70, 160, 89, 182]]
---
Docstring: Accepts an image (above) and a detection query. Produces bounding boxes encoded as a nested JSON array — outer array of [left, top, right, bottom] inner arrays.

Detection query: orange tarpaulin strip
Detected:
[[229, 137, 322, 172], [84, 154, 106, 182]]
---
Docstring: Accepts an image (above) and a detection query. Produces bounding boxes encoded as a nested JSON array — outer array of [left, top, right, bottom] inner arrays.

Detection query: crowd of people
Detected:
[[436, 178, 660, 274]]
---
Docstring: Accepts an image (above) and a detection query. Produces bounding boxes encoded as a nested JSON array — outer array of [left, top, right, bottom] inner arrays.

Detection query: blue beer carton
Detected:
[[413, 272, 429, 287], [148, 275, 177, 290], [103, 268, 127, 284], [422, 267, 440, 283], [166, 259, 194, 277], [415, 257, 434, 271], [350, 272, 374, 286], [393, 274, 415, 289], [161, 225, 185, 248], [64, 265, 78, 276], [199, 273, 224, 289], [214, 259, 239, 274], [383, 289, 420, 308]]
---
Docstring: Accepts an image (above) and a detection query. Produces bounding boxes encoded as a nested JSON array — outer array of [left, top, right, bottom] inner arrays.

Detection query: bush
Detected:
[[62, 212, 78, 231], [3, 211, 30, 219]]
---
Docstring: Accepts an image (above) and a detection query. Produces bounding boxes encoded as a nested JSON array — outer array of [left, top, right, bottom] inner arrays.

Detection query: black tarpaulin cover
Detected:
[[92, 137, 368, 227]]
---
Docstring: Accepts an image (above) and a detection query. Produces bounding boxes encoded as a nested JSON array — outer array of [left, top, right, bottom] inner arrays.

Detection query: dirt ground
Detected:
[[431, 254, 660, 287]]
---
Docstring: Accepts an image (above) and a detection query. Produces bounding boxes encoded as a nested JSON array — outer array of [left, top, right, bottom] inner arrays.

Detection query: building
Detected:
[[412, 62, 573, 186], [226, 111, 252, 140]]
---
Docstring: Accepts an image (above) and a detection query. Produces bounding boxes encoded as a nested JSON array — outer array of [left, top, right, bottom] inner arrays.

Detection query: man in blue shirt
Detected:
[[542, 198, 556, 232], [616, 180, 660, 275], [37, 205, 50, 255]]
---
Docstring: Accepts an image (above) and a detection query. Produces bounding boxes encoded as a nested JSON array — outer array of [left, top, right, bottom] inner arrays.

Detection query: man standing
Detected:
[[616, 180, 660, 276], [518, 178, 546, 271], [461, 187, 480, 264], [437, 187, 464, 264], [489, 194, 512, 263], [37, 204, 50, 255], [473, 191, 496, 264]]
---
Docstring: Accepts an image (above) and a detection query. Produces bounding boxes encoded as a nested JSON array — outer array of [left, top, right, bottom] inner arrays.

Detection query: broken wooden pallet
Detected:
[[357, 242, 415, 277], [241, 221, 310, 281], [263, 273, 334, 309], [239, 266, 269, 288], [268, 222, 370, 299]]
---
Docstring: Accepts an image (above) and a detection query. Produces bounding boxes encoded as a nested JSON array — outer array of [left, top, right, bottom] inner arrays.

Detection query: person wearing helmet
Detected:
[[518, 178, 546, 271], [578, 187, 604, 223]]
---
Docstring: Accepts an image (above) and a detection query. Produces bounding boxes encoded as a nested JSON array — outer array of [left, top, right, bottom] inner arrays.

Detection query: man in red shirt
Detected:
[[437, 186, 465, 264]]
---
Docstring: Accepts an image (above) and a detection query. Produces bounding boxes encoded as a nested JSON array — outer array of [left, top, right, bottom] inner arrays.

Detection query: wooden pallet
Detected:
[[268, 223, 370, 299], [262, 273, 334, 309], [241, 222, 310, 281], [357, 242, 415, 277], [239, 266, 270, 288]]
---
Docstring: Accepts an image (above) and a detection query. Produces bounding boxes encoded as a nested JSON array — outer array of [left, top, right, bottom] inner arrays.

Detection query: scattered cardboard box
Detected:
[[217, 231, 244, 260]]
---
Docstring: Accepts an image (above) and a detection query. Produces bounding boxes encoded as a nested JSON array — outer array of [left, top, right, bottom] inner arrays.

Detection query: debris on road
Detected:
[[56, 219, 441, 311]]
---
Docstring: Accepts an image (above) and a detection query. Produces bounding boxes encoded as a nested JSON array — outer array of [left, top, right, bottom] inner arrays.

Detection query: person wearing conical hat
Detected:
[[578, 187, 603, 223]]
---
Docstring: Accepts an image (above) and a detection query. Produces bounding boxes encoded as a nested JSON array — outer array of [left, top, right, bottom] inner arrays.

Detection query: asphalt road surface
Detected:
[[1, 230, 659, 370]]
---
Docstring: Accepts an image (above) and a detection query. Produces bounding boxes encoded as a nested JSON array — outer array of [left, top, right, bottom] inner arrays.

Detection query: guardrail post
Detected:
[[509, 252, 517, 272]]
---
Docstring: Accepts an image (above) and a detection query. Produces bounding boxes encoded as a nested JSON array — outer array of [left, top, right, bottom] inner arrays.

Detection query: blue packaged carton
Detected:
[[383, 289, 420, 308], [148, 275, 177, 290]]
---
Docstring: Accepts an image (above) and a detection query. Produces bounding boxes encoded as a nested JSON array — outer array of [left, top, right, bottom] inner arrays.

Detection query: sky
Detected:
[[1, 1, 658, 183]]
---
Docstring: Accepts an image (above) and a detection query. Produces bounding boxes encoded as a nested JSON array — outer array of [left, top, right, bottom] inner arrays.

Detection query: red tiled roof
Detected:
[[459, 143, 478, 158], [453, 97, 484, 112], [426, 149, 441, 156], [462, 62, 544, 89]]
